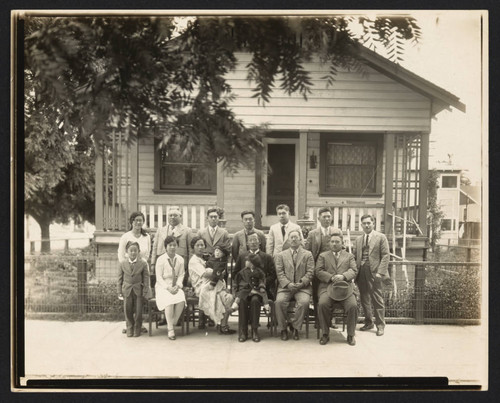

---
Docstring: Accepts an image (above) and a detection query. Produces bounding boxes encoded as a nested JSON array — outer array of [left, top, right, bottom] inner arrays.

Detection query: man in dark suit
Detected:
[[233, 233, 277, 301], [315, 229, 358, 346], [354, 214, 390, 336], [231, 210, 267, 261], [274, 230, 314, 341], [197, 207, 231, 256]]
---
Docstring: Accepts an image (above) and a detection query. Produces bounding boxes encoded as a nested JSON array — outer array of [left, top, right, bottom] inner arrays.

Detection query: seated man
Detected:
[[274, 230, 314, 341], [315, 229, 358, 346]]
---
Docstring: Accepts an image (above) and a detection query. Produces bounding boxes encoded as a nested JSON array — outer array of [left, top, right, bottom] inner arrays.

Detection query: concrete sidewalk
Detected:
[[23, 318, 487, 387]]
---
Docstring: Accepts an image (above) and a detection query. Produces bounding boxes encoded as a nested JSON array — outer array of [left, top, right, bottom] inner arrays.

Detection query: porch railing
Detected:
[[139, 204, 210, 231], [306, 203, 384, 232]]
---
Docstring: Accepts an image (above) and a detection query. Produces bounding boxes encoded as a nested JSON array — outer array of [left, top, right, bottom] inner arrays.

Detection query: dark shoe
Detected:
[[280, 330, 288, 341], [122, 328, 127, 334], [359, 323, 374, 331], [376, 327, 385, 336], [168, 330, 176, 340], [218, 325, 236, 335], [319, 335, 330, 345], [239, 334, 247, 342], [208, 319, 215, 327], [347, 335, 356, 346], [126, 329, 133, 337], [252, 329, 260, 342], [141, 326, 147, 334], [293, 329, 299, 340]]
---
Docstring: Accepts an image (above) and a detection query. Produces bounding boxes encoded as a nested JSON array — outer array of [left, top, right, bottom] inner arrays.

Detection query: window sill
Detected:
[[153, 188, 216, 195], [319, 192, 383, 198]]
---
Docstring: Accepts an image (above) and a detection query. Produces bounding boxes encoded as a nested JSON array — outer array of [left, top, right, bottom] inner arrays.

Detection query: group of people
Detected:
[[117, 204, 390, 346]]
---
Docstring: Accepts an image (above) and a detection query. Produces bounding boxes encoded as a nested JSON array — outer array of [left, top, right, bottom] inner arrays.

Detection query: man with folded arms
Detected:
[[315, 229, 358, 346]]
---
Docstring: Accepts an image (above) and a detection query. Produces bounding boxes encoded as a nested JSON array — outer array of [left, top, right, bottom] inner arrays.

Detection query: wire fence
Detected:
[[24, 253, 482, 324]]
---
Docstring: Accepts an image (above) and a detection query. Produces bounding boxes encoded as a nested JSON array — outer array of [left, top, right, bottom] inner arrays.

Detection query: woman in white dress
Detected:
[[188, 236, 236, 335], [117, 212, 151, 263], [155, 236, 186, 340]]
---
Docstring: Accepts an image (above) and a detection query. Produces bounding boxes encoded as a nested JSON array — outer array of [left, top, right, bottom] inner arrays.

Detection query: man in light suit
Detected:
[[354, 214, 390, 336], [315, 229, 358, 346], [231, 210, 267, 260], [151, 207, 193, 284], [197, 207, 231, 256], [266, 204, 303, 257], [274, 230, 314, 341]]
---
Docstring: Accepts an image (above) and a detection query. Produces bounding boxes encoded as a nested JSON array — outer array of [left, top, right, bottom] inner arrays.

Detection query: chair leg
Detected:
[[305, 310, 309, 339], [148, 303, 153, 337], [180, 306, 186, 336]]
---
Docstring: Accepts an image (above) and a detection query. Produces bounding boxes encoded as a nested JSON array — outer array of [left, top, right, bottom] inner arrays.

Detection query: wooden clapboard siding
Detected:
[[305, 132, 384, 207], [225, 55, 431, 132], [223, 168, 256, 232]]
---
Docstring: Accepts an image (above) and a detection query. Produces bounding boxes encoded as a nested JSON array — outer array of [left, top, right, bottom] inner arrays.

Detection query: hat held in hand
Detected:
[[327, 280, 353, 301]]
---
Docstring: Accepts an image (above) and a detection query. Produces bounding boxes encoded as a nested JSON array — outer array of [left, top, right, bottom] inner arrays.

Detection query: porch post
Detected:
[[418, 133, 430, 235], [217, 161, 225, 209], [384, 132, 395, 236], [95, 148, 104, 231], [254, 153, 262, 228], [298, 130, 308, 218], [129, 139, 138, 213]]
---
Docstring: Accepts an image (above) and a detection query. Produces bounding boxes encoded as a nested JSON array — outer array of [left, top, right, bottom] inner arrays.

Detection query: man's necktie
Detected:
[[365, 234, 369, 247], [281, 225, 286, 239]]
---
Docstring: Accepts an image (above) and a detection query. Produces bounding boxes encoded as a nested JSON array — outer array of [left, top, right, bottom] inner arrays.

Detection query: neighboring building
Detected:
[[93, 46, 465, 261], [434, 167, 480, 242]]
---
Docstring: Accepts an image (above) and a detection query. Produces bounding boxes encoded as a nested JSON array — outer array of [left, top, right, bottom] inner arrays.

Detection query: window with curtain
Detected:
[[155, 141, 216, 193], [320, 133, 382, 196]]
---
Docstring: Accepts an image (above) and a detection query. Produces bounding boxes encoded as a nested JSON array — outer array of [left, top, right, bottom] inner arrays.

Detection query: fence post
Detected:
[[77, 259, 88, 314], [466, 247, 472, 262], [30, 241, 35, 254], [414, 264, 425, 324], [64, 239, 70, 253]]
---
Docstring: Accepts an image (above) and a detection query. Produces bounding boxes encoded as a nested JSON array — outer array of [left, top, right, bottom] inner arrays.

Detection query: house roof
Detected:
[[356, 46, 466, 116]]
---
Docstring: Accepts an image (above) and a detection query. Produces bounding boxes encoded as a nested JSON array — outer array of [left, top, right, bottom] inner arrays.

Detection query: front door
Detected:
[[261, 138, 299, 227], [267, 144, 295, 215]]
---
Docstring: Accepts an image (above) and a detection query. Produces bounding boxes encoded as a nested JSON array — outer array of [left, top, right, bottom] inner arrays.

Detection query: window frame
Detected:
[[319, 133, 383, 197], [153, 139, 217, 194], [441, 175, 459, 189]]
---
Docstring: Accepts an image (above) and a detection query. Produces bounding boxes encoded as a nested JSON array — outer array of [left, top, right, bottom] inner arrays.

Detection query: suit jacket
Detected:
[[304, 226, 337, 262], [275, 246, 314, 295], [231, 228, 267, 260], [233, 250, 277, 300], [197, 226, 231, 255], [152, 224, 194, 268], [315, 249, 357, 297], [266, 221, 304, 256], [353, 230, 390, 277], [117, 258, 151, 298]]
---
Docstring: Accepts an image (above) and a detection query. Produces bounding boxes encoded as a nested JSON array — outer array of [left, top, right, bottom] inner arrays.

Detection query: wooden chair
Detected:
[[181, 289, 200, 335], [315, 305, 348, 339], [147, 275, 163, 336]]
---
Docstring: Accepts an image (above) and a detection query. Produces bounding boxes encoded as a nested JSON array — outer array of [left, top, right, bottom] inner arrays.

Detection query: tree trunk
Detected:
[[38, 217, 51, 253]]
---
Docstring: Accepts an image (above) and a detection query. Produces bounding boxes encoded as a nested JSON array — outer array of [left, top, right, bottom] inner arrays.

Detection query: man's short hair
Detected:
[[288, 229, 301, 238], [318, 207, 332, 216], [167, 206, 182, 215], [207, 207, 223, 218], [329, 228, 344, 240], [276, 204, 290, 213], [360, 214, 375, 223], [240, 210, 255, 219], [247, 233, 260, 241]]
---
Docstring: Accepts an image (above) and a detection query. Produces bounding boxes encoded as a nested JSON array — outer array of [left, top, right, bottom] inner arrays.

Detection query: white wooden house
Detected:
[[94, 46, 465, 258]]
